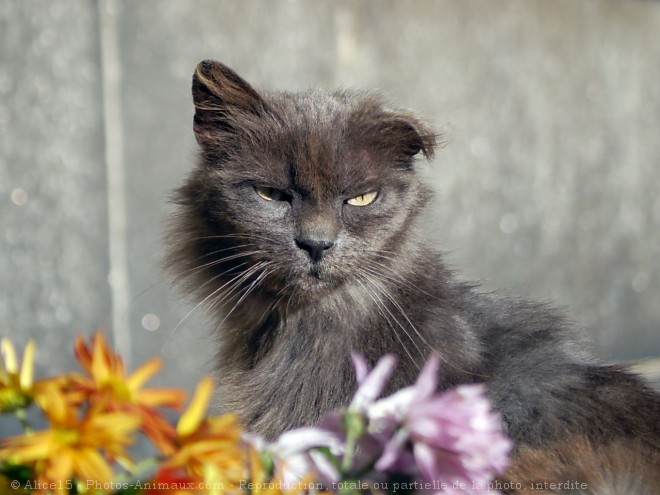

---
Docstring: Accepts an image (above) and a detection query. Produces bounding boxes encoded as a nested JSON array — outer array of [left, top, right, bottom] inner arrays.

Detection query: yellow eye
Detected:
[[346, 191, 378, 206], [255, 186, 286, 201]]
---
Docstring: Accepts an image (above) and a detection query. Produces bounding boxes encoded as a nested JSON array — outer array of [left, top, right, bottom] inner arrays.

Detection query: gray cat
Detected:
[[166, 60, 660, 493]]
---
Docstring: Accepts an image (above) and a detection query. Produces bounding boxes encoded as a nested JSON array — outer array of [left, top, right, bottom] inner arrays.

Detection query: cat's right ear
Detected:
[[192, 60, 267, 145]]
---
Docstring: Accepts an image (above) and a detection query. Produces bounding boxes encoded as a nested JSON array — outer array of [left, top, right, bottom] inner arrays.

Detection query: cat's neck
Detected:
[[216, 245, 482, 382], [211, 244, 485, 437]]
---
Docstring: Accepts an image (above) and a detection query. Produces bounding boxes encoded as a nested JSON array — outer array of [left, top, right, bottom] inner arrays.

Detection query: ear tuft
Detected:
[[193, 60, 264, 113], [378, 114, 437, 163], [192, 60, 266, 145], [392, 117, 437, 160]]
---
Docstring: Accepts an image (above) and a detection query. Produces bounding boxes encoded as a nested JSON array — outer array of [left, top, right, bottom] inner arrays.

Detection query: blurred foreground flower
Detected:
[[1, 335, 511, 495], [1, 338, 36, 412], [269, 427, 344, 487], [0, 386, 140, 493], [158, 377, 246, 487], [72, 332, 186, 455], [367, 356, 512, 491], [267, 354, 512, 494]]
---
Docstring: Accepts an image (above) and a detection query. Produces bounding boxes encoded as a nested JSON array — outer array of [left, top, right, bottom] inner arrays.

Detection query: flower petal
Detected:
[[1, 338, 18, 374], [91, 333, 111, 383], [74, 334, 92, 370], [127, 358, 162, 391], [88, 411, 142, 438], [375, 428, 409, 471], [19, 339, 35, 390], [137, 388, 186, 408], [351, 352, 369, 384], [45, 449, 74, 486], [74, 447, 114, 484], [367, 387, 416, 431], [273, 427, 343, 457], [413, 353, 441, 400], [412, 441, 442, 482], [177, 376, 213, 437], [0, 431, 55, 462], [309, 449, 341, 484], [350, 354, 397, 411], [36, 382, 69, 424]]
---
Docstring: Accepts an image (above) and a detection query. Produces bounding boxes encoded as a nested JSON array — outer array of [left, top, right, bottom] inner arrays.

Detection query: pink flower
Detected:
[[264, 353, 512, 495], [269, 426, 344, 486], [407, 385, 511, 492], [350, 352, 397, 413], [265, 353, 399, 486], [366, 354, 439, 435], [355, 354, 512, 493]]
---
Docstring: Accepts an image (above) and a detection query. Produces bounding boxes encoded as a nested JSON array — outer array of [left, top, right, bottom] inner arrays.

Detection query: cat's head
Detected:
[[167, 60, 437, 306]]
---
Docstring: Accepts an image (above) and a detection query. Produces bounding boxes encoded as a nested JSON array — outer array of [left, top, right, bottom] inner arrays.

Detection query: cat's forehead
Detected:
[[262, 90, 394, 196], [287, 136, 381, 199], [193, 60, 434, 191]]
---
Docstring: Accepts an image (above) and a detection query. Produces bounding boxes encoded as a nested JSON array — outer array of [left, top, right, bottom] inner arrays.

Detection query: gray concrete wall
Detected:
[[2, 1, 660, 429]]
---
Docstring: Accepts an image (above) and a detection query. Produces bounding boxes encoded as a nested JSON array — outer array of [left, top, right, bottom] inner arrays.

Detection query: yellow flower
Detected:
[[72, 331, 186, 454], [163, 377, 247, 489], [0, 385, 141, 495], [159, 378, 314, 494], [0, 338, 36, 412]]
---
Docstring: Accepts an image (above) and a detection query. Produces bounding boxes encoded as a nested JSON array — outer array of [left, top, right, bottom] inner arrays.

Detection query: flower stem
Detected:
[[14, 408, 32, 433], [341, 429, 357, 473], [341, 411, 365, 474]]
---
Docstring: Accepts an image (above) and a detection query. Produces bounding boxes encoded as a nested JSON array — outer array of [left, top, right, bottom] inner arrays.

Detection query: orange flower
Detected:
[[142, 467, 203, 495], [0, 385, 140, 495], [162, 377, 247, 490], [72, 331, 186, 454], [156, 378, 314, 494]]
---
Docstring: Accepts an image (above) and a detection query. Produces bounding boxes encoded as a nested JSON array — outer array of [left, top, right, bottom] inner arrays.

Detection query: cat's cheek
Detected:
[[341, 202, 397, 231], [249, 200, 292, 224]]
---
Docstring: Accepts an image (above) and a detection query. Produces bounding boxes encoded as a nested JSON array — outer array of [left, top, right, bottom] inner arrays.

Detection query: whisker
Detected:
[[362, 262, 428, 298], [182, 243, 255, 265], [255, 292, 286, 327], [359, 272, 427, 366], [125, 246, 257, 320], [168, 261, 252, 338], [347, 270, 420, 370], [216, 264, 273, 327], [367, 255, 439, 300], [174, 249, 265, 282], [206, 261, 270, 316], [362, 265, 486, 378], [185, 233, 275, 243]]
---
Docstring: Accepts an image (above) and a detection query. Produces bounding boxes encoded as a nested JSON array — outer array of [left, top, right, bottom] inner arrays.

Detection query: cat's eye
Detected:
[[255, 185, 287, 202], [346, 191, 378, 207]]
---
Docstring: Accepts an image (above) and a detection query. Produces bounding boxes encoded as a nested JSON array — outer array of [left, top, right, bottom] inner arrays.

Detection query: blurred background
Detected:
[[2, 0, 660, 430]]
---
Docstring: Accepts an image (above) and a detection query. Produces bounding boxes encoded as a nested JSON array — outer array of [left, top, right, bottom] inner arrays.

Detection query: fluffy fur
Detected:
[[502, 437, 660, 494], [166, 60, 660, 491]]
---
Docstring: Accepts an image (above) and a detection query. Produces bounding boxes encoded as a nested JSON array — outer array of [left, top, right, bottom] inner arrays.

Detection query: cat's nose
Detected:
[[295, 238, 334, 263]]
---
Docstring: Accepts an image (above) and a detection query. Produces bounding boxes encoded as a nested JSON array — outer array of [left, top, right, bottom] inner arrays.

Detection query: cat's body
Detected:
[[167, 60, 660, 492]]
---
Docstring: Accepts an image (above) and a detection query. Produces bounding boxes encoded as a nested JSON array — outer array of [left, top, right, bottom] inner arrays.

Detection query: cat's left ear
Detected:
[[191, 60, 268, 145], [383, 113, 437, 162]]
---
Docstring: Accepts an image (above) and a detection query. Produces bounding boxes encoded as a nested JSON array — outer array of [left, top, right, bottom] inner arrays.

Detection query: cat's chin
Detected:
[[297, 270, 341, 291], [269, 267, 344, 302]]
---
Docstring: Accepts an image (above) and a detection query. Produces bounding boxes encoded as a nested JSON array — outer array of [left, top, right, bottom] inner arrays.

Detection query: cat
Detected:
[[166, 59, 660, 492]]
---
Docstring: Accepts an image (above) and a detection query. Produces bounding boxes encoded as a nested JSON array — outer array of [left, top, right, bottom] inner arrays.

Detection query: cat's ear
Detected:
[[384, 114, 437, 161], [192, 60, 267, 145]]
